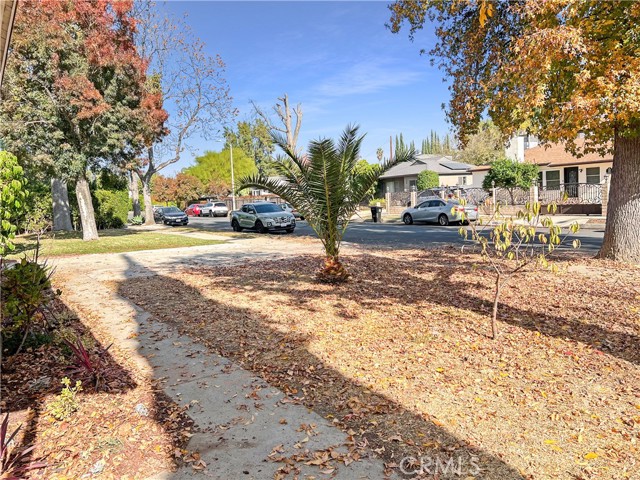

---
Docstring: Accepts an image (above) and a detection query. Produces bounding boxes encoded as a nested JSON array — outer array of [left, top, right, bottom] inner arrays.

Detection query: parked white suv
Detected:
[[200, 201, 229, 217]]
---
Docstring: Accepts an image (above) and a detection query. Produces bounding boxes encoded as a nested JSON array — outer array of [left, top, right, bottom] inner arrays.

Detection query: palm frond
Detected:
[[238, 125, 417, 265]]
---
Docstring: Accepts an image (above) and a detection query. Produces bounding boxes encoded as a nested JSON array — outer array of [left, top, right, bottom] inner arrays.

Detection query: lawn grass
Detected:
[[9, 228, 225, 257]]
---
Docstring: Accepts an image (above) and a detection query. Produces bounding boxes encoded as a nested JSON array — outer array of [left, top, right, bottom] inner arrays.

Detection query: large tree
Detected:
[[456, 120, 504, 166], [223, 119, 275, 176], [0, 0, 152, 241], [183, 149, 257, 194], [132, 2, 234, 226], [252, 94, 303, 154], [389, 0, 640, 262]]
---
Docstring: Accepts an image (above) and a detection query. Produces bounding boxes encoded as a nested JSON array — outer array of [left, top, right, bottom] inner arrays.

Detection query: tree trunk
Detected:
[[51, 177, 73, 231], [75, 172, 99, 241], [491, 273, 501, 340], [317, 255, 350, 284], [129, 170, 141, 218], [599, 133, 640, 263], [142, 174, 155, 226]]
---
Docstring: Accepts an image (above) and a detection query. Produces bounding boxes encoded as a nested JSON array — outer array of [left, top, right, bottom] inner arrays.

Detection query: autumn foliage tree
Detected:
[[0, 0, 156, 241], [389, 0, 640, 262], [173, 174, 203, 209], [151, 175, 176, 205]]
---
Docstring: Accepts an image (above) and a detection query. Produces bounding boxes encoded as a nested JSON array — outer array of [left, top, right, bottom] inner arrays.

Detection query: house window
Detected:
[[457, 176, 467, 185], [538, 172, 543, 186], [545, 170, 560, 189], [586, 167, 600, 184], [409, 179, 417, 189]]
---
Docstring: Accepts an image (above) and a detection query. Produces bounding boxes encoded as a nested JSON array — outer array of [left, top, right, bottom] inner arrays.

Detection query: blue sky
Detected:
[[159, 1, 450, 175]]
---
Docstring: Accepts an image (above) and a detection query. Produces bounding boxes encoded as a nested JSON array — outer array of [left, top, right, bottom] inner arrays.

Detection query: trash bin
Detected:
[[370, 206, 383, 223]]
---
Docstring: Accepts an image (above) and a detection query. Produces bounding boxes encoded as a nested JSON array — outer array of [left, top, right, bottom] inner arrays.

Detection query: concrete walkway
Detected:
[[53, 238, 393, 480]]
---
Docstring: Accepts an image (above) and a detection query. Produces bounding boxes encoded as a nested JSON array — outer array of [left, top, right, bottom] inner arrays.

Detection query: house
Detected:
[[379, 154, 474, 193], [472, 138, 612, 189], [524, 139, 612, 189], [248, 176, 287, 196]]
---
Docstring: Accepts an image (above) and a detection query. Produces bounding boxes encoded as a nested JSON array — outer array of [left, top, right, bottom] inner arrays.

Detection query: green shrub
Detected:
[[129, 215, 144, 225], [368, 198, 386, 207], [1, 256, 57, 351], [417, 170, 439, 190], [93, 189, 129, 229], [19, 181, 52, 234], [1, 151, 28, 255], [48, 378, 82, 421]]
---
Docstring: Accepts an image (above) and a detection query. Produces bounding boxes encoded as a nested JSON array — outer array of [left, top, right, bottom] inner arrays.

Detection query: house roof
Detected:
[[380, 154, 474, 179], [525, 139, 613, 167]]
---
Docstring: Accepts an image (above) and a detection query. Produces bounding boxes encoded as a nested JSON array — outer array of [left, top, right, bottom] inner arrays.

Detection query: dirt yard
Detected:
[[118, 249, 640, 479]]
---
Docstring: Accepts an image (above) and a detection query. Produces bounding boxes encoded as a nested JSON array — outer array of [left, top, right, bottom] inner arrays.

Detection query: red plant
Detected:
[[1, 413, 46, 479], [64, 338, 112, 389]]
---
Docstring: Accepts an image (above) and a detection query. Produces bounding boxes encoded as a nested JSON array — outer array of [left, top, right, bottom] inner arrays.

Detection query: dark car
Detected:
[[154, 207, 189, 226]]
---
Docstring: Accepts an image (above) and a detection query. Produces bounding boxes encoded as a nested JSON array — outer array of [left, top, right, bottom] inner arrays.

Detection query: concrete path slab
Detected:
[[54, 238, 392, 480]]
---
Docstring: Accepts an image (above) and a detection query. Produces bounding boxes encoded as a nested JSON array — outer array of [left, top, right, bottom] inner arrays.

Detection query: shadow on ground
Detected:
[[117, 254, 527, 479], [0, 295, 191, 478]]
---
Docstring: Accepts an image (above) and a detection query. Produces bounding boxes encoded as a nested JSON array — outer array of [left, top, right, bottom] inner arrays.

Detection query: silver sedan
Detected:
[[401, 199, 478, 226]]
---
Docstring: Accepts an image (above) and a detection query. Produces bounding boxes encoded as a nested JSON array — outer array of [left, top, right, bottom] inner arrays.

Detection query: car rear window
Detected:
[[215, 203, 226, 207]]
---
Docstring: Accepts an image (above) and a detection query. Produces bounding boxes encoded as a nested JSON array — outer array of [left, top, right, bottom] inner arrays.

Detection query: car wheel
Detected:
[[255, 220, 267, 234], [438, 214, 449, 226], [209, 211, 213, 217], [231, 219, 243, 232], [403, 213, 413, 225]]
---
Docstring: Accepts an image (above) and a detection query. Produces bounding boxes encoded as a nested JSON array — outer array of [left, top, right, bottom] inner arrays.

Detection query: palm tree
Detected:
[[238, 125, 416, 283]]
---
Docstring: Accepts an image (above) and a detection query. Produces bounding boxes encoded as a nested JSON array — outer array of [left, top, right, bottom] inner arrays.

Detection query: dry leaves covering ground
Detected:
[[119, 249, 640, 480], [1, 298, 193, 479]]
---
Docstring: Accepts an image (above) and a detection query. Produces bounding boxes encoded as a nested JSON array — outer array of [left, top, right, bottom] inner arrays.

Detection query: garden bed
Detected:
[[1, 297, 193, 479]]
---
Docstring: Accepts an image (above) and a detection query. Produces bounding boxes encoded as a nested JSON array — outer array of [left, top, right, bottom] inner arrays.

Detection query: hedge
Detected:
[[93, 189, 129, 229]]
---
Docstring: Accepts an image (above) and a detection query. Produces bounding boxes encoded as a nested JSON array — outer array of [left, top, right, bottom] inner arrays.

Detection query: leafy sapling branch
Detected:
[[458, 200, 581, 339]]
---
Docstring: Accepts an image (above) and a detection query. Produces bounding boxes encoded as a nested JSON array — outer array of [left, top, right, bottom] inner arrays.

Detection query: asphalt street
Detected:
[[186, 215, 605, 254]]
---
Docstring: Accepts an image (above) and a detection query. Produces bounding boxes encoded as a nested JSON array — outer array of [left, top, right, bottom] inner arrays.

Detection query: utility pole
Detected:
[[230, 142, 236, 211]]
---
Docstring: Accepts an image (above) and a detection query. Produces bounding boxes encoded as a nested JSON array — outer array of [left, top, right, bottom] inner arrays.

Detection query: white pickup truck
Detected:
[[230, 202, 296, 233]]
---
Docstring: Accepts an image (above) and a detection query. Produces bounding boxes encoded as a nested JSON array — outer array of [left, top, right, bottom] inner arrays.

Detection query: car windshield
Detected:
[[254, 203, 282, 213], [164, 207, 182, 214]]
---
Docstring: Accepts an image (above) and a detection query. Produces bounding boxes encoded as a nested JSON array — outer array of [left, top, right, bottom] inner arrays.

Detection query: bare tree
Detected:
[[133, 2, 234, 225], [252, 94, 303, 154]]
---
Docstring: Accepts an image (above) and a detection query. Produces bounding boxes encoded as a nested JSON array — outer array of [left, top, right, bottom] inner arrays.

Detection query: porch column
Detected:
[[410, 188, 417, 207], [601, 175, 610, 217], [529, 184, 539, 205], [385, 191, 391, 213]]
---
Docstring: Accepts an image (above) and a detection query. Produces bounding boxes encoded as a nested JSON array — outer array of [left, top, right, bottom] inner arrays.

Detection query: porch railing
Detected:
[[539, 183, 602, 205]]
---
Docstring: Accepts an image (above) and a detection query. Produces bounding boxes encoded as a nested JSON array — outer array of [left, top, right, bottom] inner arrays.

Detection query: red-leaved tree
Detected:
[[1, 0, 164, 240]]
